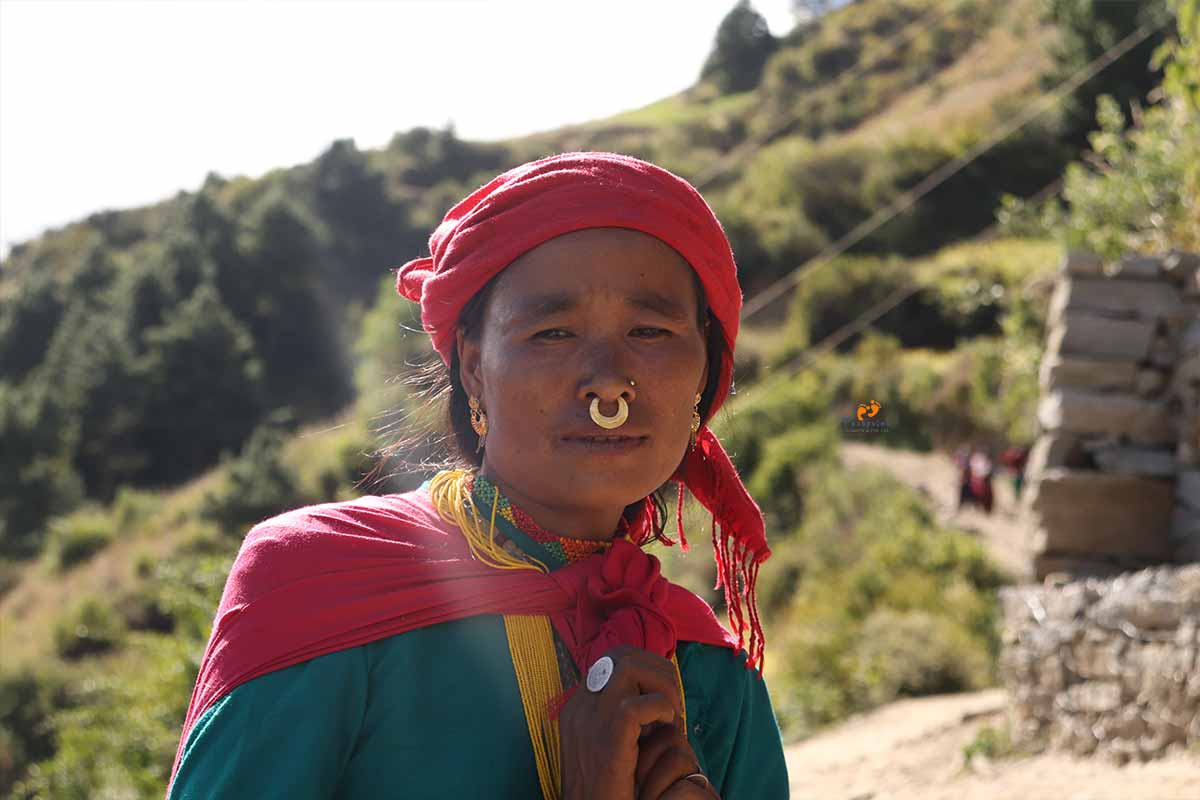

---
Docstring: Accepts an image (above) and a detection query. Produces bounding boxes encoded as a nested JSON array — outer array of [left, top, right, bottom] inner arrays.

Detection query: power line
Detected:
[[738, 15, 1171, 323], [782, 174, 1067, 372]]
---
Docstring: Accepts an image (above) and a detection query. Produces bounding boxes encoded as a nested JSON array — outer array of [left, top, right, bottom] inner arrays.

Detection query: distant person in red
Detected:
[[967, 450, 995, 514], [1000, 445, 1030, 500]]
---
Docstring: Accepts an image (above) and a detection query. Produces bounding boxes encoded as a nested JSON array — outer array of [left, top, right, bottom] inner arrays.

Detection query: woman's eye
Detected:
[[533, 329, 570, 340], [631, 327, 671, 338]]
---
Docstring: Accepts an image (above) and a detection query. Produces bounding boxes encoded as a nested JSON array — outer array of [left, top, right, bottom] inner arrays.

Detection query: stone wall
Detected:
[[1023, 250, 1200, 578], [1000, 565, 1200, 762]]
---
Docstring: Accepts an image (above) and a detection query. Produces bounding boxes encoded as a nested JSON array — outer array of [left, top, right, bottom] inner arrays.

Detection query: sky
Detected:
[[0, 0, 797, 258]]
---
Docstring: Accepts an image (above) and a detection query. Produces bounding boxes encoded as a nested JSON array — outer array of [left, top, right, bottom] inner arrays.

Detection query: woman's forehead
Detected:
[[491, 228, 699, 307]]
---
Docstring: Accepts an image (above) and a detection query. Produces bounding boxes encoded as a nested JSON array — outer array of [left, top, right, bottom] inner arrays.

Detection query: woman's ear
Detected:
[[456, 330, 484, 400]]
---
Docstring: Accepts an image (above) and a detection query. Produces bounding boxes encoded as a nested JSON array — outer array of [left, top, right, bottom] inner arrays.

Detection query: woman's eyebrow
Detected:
[[508, 289, 690, 324], [627, 290, 690, 321], [509, 292, 577, 324]]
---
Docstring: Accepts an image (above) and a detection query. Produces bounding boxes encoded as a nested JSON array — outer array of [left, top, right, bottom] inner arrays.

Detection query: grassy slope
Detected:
[[0, 0, 1076, 737]]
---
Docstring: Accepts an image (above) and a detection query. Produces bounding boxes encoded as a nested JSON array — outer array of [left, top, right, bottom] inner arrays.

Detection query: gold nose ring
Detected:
[[589, 396, 629, 430]]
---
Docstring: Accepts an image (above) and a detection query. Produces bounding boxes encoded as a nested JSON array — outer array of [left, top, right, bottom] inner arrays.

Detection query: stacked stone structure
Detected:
[[1003, 250, 1200, 762], [1024, 250, 1200, 578], [1001, 565, 1200, 762]]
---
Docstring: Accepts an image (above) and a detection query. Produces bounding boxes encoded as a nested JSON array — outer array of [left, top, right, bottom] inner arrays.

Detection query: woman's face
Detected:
[[457, 227, 710, 524]]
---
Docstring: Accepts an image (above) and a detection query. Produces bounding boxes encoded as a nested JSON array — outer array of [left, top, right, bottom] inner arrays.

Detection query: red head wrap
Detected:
[[395, 151, 770, 665]]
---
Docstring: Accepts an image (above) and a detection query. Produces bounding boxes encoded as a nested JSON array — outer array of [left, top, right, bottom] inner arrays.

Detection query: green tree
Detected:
[[701, 1, 779, 93], [1053, 0, 1200, 255], [312, 139, 420, 305], [220, 190, 354, 420], [0, 381, 84, 558], [0, 268, 64, 382], [134, 282, 265, 486]]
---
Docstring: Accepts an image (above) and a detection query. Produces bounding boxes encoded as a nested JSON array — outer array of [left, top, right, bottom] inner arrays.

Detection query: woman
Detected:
[[165, 152, 789, 799]]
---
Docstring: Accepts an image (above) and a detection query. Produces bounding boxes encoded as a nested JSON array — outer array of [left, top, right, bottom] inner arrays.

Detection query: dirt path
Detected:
[[839, 443, 1034, 581], [784, 689, 1200, 799]]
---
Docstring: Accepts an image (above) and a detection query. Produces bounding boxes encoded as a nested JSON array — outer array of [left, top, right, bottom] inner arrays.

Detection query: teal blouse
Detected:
[[167, 486, 789, 799]]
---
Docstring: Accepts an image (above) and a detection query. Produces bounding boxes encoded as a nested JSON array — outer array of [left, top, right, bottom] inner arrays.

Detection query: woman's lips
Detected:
[[561, 434, 649, 454]]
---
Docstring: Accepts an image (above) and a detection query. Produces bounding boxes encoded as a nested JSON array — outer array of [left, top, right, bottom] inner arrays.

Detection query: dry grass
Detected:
[[848, 1, 1058, 147]]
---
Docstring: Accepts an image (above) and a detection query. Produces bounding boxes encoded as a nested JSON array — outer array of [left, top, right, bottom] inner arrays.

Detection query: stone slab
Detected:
[[1179, 470, 1200, 513], [1045, 313, 1157, 362], [1175, 537, 1200, 563], [1048, 278, 1185, 324], [1039, 355, 1138, 393], [1136, 367, 1169, 397], [1176, 352, 1200, 386], [1090, 444, 1176, 477], [1171, 508, 1200, 540], [1026, 432, 1089, 476], [1106, 255, 1164, 280], [1028, 468, 1173, 560], [1061, 250, 1104, 278], [1163, 250, 1200, 287], [1037, 390, 1174, 445], [1182, 320, 1200, 356]]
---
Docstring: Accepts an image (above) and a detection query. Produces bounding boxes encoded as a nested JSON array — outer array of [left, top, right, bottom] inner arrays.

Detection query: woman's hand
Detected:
[[633, 721, 718, 800], [559, 645, 687, 800]]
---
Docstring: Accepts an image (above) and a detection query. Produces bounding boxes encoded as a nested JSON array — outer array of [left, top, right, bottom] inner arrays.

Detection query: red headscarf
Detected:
[[395, 151, 769, 668]]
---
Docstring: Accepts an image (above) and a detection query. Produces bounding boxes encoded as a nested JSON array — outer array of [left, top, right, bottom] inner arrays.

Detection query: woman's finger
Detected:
[[601, 646, 684, 719], [634, 739, 702, 800], [633, 722, 684, 792]]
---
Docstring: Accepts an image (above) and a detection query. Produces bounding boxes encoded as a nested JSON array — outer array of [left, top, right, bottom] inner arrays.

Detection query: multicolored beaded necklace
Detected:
[[468, 473, 627, 570]]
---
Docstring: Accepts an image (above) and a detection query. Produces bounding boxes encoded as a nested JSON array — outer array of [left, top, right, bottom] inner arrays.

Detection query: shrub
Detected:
[[767, 462, 1007, 738], [44, 506, 116, 571], [114, 586, 176, 634], [0, 667, 72, 797], [747, 423, 839, 525], [52, 597, 125, 660], [199, 418, 306, 538], [8, 636, 198, 800], [850, 609, 993, 707], [111, 486, 162, 533], [0, 560, 20, 601]]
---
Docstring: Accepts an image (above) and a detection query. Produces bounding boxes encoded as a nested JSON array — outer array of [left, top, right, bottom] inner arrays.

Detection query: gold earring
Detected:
[[469, 396, 488, 452], [689, 393, 702, 449]]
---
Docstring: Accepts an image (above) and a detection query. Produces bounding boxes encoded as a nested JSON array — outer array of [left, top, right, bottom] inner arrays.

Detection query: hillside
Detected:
[[2, 0, 1192, 796]]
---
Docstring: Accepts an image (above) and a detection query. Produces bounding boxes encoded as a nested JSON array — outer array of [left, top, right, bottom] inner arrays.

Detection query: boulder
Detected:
[[1045, 313, 1157, 361], [1064, 681, 1123, 713]]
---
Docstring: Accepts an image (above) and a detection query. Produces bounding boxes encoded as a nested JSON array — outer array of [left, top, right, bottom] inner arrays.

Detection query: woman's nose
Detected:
[[578, 348, 637, 408]]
